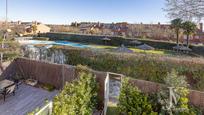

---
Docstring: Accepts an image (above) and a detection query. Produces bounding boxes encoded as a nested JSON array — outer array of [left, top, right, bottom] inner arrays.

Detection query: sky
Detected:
[[0, 0, 169, 24]]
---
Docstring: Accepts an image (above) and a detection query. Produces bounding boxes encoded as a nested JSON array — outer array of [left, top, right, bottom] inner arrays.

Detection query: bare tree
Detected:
[[164, 0, 204, 22]]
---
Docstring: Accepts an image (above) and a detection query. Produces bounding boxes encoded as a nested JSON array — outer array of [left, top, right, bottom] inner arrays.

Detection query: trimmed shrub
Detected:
[[118, 78, 158, 115], [157, 70, 202, 115], [52, 71, 99, 115], [33, 37, 49, 41]]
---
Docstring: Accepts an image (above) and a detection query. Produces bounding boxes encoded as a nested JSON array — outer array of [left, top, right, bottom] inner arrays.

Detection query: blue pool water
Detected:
[[25, 40, 91, 48]]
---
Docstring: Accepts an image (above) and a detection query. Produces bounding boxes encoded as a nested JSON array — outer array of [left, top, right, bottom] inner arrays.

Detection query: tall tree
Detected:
[[164, 0, 204, 22], [171, 18, 183, 46], [182, 21, 197, 48]]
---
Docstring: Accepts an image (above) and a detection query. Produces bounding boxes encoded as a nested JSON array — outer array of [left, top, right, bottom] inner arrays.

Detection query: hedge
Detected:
[[52, 71, 99, 114], [40, 32, 204, 56], [33, 37, 49, 41], [39, 32, 130, 46], [49, 46, 204, 91]]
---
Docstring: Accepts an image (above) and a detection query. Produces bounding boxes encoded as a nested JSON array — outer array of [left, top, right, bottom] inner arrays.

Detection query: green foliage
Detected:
[[3, 53, 20, 61], [41, 83, 55, 92], [75, 64, 91, 75], [171, 18, 183, 45], [118, 78, 157, 115], [157, 70, 201, 115], [27, 107, 40, 115], [27, 99, 49, 115], [33, 37, 49, 41], [107, 104, 119, 115], [0, 40, 21, 62], [40, 32, 204, 56], [52, 71, 99, 115], [182, 21, 197, 47], [51, 47, 204, 91], [171, 18, 183, 31], [182, 21, 197, 36], [165, 69, 188, 88]]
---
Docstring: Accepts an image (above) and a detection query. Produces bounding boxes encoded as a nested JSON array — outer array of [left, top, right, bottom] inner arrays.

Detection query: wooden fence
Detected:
[[2, 58, 204, 110], [1, 58, 106, 109]]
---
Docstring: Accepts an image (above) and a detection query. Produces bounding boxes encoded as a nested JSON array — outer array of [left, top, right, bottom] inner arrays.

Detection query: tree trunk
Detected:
[[0, 53, 3, 64], [176, 32, 179, 47], [0, 35, 5, 63], [0, 61, 4, 74], [186, 35, 189, 48]]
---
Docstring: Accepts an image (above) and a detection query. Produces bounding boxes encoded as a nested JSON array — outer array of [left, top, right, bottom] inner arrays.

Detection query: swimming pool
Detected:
[[19, 40, 91, 48]]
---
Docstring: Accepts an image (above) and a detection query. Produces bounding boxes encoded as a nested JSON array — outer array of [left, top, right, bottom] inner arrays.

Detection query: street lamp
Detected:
[[0, 0, 9, 69], [6, 0, 8, 26]]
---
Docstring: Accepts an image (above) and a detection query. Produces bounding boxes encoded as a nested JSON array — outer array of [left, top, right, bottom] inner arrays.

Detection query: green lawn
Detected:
[[90, 44, 175, 55], [107, 102, 119, 115]]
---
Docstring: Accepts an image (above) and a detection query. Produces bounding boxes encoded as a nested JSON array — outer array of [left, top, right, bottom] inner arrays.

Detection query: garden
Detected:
[[27, 63, 203, 115], [0, 38, 21, 62], [52, 66, 100, 115], [113, 70, 202, 115], [39, 32, 204, 57], [49, 46, 204, 91]]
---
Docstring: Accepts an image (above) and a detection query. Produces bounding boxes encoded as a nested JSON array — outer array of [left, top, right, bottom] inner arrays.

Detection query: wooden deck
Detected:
[[0, 84, 59, 115]]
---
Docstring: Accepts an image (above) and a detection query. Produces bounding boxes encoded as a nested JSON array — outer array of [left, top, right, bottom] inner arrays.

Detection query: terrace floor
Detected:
[[0, 84, 59, 115]]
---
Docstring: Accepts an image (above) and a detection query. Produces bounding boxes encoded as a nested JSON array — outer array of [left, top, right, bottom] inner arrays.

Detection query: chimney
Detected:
[[199, 23, 203, 32]]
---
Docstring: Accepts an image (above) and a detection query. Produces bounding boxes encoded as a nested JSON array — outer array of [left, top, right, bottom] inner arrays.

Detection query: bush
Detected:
[[49, 47, 204, 91], [118, 78, 157, 115], [52, 71, 99, 115], [157, 70, 202, 115]]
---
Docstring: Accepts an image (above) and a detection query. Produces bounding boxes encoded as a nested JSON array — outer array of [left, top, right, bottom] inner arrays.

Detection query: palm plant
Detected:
[[171, 18, 183, 47], [182, 21, 197, 48]]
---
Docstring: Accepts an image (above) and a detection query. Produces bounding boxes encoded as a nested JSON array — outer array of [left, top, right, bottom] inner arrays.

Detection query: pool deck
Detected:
[[0, 84, 58, 115]]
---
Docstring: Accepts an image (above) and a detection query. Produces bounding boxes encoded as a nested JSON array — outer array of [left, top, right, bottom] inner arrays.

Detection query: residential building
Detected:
[[70, 21, 204, 44]]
